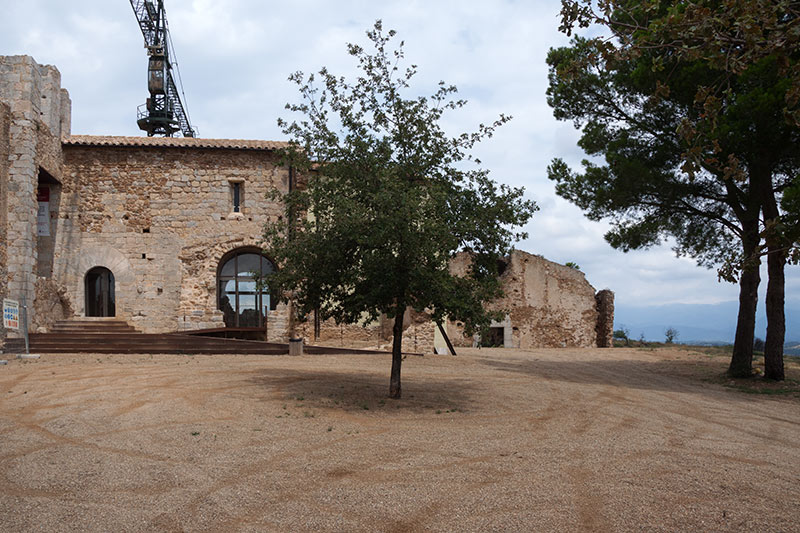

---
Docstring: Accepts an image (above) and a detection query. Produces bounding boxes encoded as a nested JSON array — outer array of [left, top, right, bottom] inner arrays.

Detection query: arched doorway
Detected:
[[85, 267, 115, 317], [217, 249, 276, 328]]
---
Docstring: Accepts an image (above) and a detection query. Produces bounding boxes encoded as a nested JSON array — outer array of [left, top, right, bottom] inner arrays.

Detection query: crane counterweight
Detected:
[[129, 0, 196, 137]]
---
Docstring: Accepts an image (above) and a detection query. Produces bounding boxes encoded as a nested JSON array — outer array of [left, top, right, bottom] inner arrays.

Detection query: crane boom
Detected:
[[129, 0, 196, 137]]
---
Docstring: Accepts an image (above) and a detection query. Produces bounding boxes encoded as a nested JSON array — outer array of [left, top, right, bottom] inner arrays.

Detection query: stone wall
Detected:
[[595, 289, 615, 348], [32, 277, 73, 332], [0, 102, 9, 347], [303, 309, 435, 353], [0, 55, 614, 352], [289, 251, 611, 354], [0, 55, 70, 343], [446, 250, 612, 349], [56, 140, 292, 335]]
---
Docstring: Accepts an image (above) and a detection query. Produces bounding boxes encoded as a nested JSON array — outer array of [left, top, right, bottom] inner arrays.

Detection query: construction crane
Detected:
[[129, 0, 196, 137]]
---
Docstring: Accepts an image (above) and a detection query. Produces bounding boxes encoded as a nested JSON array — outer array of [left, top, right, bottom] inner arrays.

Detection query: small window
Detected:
[[231, 182, 243, 213]]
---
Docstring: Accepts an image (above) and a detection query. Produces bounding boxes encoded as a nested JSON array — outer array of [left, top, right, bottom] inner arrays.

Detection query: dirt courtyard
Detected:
[[1, 346, 798, 532]]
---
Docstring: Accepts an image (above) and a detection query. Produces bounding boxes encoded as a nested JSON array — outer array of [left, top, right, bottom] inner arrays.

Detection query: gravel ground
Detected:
[[0, 346, 798, 532]]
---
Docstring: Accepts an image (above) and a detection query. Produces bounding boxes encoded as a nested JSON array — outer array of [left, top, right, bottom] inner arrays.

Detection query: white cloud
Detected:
[[1, 0, 797, 315]]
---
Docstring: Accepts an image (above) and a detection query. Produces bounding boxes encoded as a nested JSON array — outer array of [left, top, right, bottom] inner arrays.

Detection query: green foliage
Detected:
[[549, 1, 800, 378], [554, 1, 800, 265], [753, 337, 766, 353], [565, 261, 581, 270], [664, 327, 678, 344], [546, 34, 798, 271], [613, 326, 630, 346], [263, 22, 536, 395]]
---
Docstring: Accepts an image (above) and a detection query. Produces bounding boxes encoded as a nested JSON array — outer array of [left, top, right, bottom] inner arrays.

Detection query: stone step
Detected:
[[2, 331, 386, 356]]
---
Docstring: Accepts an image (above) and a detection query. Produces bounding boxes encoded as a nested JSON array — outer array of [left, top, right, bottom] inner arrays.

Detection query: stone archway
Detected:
[[85, 266, 115, 317], [64, 245, 134, 318], [216, 248, 277, 328]]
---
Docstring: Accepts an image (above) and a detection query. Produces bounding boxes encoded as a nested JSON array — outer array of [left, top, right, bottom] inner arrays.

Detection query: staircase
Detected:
[[2, 318, 286, 355], [1, 319, 384, 356]]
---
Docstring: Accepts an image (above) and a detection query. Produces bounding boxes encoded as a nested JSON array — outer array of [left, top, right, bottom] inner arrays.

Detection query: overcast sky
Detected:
[[3, 0, 797, 319]]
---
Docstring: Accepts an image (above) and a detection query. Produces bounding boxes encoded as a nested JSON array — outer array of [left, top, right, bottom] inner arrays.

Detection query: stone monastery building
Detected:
[[0, 55, 613, 352]]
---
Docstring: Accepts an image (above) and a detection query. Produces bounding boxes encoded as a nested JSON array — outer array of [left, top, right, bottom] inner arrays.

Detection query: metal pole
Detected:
[[19, 295, 30, 354]]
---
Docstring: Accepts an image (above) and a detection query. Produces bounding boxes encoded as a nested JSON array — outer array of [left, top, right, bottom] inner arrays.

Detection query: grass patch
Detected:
[[703, 373, 800, 399]]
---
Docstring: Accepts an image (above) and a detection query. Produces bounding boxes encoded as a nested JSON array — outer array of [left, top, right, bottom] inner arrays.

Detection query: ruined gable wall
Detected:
[[447, 250, 608, 349], [57, 144, 291, 335], [504, 251, 599, 348], [300, 250, 608, 353]]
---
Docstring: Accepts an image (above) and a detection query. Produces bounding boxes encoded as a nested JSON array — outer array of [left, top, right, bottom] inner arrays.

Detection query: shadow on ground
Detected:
[[476, 350, 800, 402], [247, 368, 478, 414]]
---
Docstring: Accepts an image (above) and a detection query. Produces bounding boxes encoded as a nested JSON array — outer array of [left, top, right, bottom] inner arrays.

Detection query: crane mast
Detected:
[[129, 0, 196, 137]]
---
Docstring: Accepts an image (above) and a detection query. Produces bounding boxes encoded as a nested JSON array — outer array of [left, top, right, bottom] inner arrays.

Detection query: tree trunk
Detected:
[[764, 245, 786, 380], [389, 304, 405, 398], [729, 221, 760, 378], [761, 182, 786, 381]]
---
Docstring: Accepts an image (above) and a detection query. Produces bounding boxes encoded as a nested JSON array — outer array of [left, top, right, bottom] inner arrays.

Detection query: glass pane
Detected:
[[237, 291, 259, 327], [220, 257, 236, 277], [238, 280, 256, 292], [219, 279, 237, 327], [237, 254, 261, 276], [261, 257, 275, 276]]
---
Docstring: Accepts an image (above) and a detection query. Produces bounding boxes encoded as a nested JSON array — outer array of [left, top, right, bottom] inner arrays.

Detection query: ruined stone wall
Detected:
[[0, 56, 69, 341], [56, 143, 291, 335], [303, 309, 434, 353], [292, 251, 610, 354], [0, 102, 9, 347], [447, 251, 611, 349], [32, 278, 73, 332], [595, 289, 615, 348], [303, 318, 387, 350]]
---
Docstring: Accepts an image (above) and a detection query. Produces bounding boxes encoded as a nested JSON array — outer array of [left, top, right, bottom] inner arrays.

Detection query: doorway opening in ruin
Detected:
[[483, 327, 505, 348], [217, 249, 277, 329], [85, 267, 115, 317]]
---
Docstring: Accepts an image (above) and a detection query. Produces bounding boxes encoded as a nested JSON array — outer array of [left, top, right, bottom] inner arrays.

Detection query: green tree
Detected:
[[549, 1, 800, 379], [664, 327, 678, 344], [264, 22, 536, 398], [613, 326, 630, 346]]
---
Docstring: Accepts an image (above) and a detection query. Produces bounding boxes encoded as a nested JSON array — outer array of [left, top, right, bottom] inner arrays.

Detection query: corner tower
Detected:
[[0, 55, 71, 344]]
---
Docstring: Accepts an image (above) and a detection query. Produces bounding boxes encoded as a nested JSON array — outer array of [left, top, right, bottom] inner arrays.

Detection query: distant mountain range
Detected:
[[614, 301, 800, 345]]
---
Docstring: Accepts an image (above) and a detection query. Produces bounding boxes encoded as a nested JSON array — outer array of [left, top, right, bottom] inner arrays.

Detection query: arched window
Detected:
[[85, 266, 115, 317], [217, 249, 276, 328]]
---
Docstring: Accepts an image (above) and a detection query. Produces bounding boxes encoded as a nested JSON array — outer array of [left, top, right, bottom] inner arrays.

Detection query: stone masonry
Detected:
[[57, 137, 292, 336], [0, 56, 70, 344], [446, 251, 613, 349], [1, 55, 613, 352]]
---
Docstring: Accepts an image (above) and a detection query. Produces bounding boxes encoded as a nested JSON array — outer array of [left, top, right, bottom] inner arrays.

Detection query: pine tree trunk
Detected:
[[761, 171, 786, 381], [764, 245, 786, 380], [729, 221, 760, 378], [761, 180, 787, 381], [389, 304, 405, 398]]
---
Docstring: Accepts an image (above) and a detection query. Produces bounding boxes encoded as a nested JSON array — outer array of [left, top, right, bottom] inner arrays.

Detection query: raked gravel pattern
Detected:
[[0, 347, 798, 532]]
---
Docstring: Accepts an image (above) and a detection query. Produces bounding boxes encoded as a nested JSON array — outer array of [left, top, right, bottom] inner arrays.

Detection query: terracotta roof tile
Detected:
[[63, 135, 290, 151]]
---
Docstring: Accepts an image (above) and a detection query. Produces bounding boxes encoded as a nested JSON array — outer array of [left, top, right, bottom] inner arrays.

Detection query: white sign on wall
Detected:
[[3, 299, 19, 330], [37, 186, 50, 236], [37, 202, 50, 236]]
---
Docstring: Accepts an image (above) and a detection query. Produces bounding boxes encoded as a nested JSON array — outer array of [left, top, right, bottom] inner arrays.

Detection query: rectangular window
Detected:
[[232, 182, 241, 213]]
